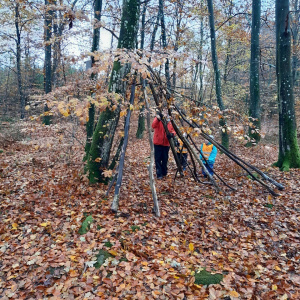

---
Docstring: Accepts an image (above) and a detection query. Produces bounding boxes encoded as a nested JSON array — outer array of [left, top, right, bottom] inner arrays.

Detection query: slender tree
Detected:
[[248, 0, 261, 144], [275, 0, 300, 170], [85, 0, 140, 183], [172, 0, 183, 91], [223, 0, 233, 83], [14, 2, 26, 119], [196, 0, 205, 104], [136, 2, 147, 139], [43, 0, 53, 125], [159, 0, 171, 89], [85, 0, 103, 157], [207, 0, 229, 148], [291, 0, 299, 85]]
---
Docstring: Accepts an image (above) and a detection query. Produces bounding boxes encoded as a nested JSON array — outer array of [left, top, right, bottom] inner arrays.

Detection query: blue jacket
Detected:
[[200, 143, 217, 164]]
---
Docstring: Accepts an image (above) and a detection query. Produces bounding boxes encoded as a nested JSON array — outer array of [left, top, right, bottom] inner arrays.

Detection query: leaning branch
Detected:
[[144, 80, 160, 217], [111, 78, 136, 213], [174, 104, 280, 196]]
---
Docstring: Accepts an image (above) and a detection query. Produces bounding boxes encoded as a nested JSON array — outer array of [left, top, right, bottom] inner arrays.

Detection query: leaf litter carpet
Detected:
[[0, 121, 300, 299]]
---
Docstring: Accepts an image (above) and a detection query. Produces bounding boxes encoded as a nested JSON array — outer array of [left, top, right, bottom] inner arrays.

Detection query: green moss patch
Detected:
[[247, 172, 259, 180], [194, 269, 223, 286], [78, 215, 94, 235], [104, 240, 113, 248], [94, 249, 113, 269], [131, 225, 140, 232]]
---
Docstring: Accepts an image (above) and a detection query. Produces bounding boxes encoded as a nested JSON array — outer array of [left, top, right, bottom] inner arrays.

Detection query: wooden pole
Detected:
[[144, 82, 160, 217], [111, 78, 136, 213]]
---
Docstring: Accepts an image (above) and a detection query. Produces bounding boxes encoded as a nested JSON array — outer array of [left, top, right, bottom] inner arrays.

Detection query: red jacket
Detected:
[[152, 117, 176, 146]]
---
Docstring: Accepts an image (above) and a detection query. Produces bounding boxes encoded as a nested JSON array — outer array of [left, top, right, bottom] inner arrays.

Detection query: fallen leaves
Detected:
[[11, 223, 18, 230], [0, 120, 300, 299]]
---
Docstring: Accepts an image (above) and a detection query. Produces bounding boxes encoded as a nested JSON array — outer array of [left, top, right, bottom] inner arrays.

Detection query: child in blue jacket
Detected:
[[200, 135, 217, 177]]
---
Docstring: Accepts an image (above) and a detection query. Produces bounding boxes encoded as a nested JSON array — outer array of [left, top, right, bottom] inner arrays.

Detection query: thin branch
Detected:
[[101, 26, 119, 39]]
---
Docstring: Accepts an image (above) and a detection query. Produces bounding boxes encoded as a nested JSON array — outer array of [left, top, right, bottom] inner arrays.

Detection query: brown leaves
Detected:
[[1, 120, 300, 299]]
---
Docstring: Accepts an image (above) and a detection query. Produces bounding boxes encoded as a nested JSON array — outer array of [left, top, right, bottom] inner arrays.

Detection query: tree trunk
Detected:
[[197, 2, 205, 104], [275, 0, 300, 170], [249, 0, 261, 145], [136, 105, 145, 139], [292, 0, 299, 85], [43, 0, 53, 125], [192, 1, 202, 101], [172, 0, 183, 92], [159, 0, 171, 89], [207, 0, 229, 148], [84, 0, 103, 158], [52, 0, 59, 88], [223, 0, 233, 83], [136, 2, 147, 139], [15, 3, 25, 119], [150, 10, 160, 54], [85, 0, 140, 183]]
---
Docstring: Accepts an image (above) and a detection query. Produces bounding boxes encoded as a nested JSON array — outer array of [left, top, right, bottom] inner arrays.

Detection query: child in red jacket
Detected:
[[152, 113, 176, 179]]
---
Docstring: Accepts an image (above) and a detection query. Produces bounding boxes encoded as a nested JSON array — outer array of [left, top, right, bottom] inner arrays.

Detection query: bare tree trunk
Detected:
[[197, 1, 205, 103], [43, 0, 53, 125], [249, 0, 261, 144], [52, 0, 59, 88], [84, 0, 103, 158], [172, 0, 183, 92], [275, 0, 300, 170], [136, 2, 147, 139], [3, 69, 11, 115], [15, 3, 25, 119], [159, 0, 171, 89], [223, 0, 233, 83], [207, 0, 229, 148], [292, 0, 299, 85], [150, 10, 160, 54]]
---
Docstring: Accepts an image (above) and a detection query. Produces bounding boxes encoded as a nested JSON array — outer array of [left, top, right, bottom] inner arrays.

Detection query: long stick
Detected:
[[201, 132, 280, 195], [172, 99, 283, 190], [175, 105, 279, 196], [205, 135, 284, 190], [177, 118, 201, 181], [106, 171, 118, 196], [111, 78, 136, 213], [187, 134, 236, 191], [171, 119, 220, 191], [144, 82, 160, 217]]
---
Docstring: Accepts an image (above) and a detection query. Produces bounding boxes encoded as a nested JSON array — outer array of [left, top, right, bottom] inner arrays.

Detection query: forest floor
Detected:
[[0, 118, 300, 300]]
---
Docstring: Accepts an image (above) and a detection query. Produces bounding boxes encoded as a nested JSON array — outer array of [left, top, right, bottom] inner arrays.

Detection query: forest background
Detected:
[[0, 0, 300, 299]]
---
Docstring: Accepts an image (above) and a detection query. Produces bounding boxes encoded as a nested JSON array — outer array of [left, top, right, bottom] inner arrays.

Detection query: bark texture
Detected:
[[292, 0, 299, 85], [249, 0, 261, 144], [136, 3, 147, 139], [43, 0, 53, 125], [207, 0, 229, 148], [275, 0, 300, 170], [84, 0, 103, 158], [15, 3, 25, 119]]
